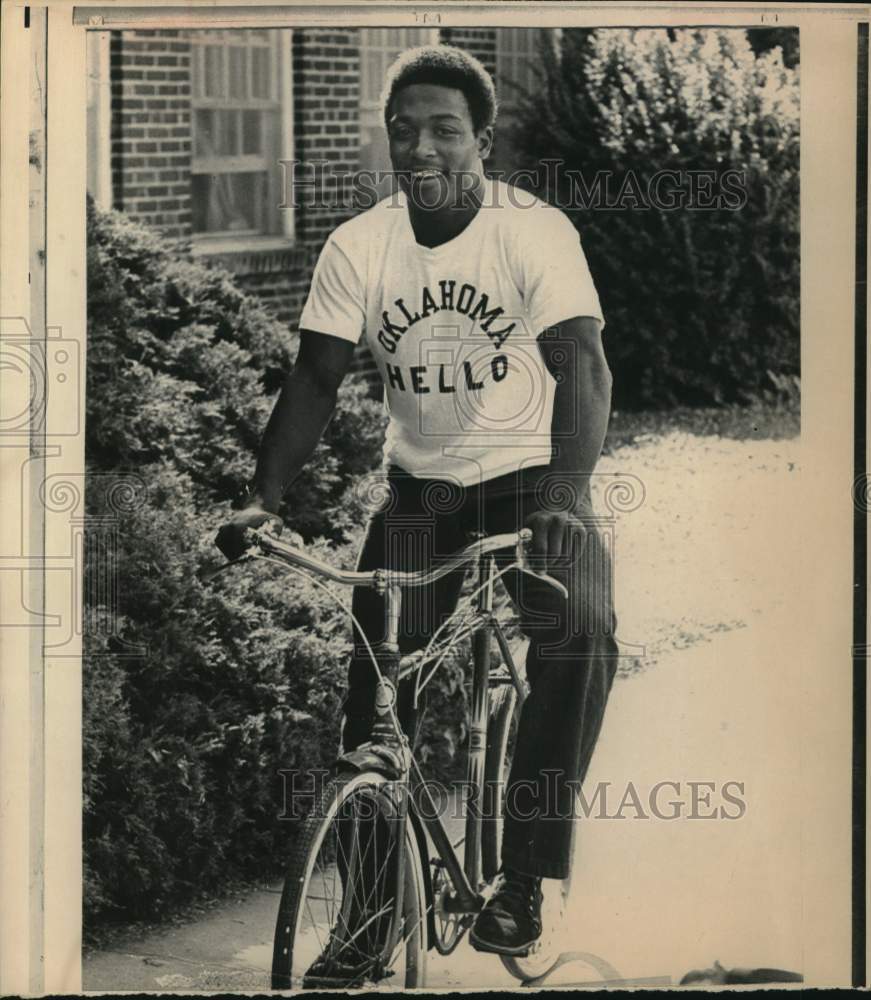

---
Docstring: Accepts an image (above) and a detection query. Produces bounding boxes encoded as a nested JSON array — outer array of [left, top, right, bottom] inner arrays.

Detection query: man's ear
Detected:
[[477, 126, 494, 160]]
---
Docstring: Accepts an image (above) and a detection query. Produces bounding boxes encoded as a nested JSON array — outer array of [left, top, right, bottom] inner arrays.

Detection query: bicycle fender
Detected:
[[334, 743, 405, 780], [332, 747, 437, 949]]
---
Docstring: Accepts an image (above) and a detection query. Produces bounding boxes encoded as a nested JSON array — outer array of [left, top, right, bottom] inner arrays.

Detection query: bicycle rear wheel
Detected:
[[271, 770, 427, 991]]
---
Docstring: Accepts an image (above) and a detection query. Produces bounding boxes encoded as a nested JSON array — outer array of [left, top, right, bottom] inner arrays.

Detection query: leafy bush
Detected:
[[508, 28, 800, 408], [84, 464, 359, 922], [84, 202, 476, 926], [85, 199, 386, 536]]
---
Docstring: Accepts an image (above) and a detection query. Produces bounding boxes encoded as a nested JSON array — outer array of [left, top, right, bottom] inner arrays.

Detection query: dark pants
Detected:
[[341, 465, 619, 880]]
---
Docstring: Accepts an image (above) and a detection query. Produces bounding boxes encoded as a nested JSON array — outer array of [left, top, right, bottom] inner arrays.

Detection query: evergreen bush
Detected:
[[507, 28, 800, 408], [84, 202, 411, 923]]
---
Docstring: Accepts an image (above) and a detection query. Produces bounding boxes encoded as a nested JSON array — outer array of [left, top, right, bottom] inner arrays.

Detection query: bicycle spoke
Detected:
[[302, 895, 327, 959], [296, 787, 408, 973], [357, 848, 397, 952], [387, 903, 425, 968], [335, 799, 372, 930]]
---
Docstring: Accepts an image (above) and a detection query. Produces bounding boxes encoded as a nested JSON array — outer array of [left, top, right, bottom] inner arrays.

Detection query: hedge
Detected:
[[83, 202, 469, 925], [507, 27, 800, 408]]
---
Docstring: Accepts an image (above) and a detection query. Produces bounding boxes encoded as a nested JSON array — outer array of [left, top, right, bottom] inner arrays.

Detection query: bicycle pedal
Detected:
[[441, 890, 481, 914]]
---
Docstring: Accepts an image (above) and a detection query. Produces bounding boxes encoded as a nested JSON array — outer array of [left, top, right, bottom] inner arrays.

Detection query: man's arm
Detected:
[[215, 330, 356, 558], [527, 315, 612, 568], [249, 330, 356, 512]]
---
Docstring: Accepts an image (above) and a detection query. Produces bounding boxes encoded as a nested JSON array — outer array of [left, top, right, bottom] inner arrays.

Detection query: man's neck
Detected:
[[406, 172, 487, 249]]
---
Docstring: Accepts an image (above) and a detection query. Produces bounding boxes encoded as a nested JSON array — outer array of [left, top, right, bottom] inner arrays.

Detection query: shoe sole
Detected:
[[468, 927, 540, 957]]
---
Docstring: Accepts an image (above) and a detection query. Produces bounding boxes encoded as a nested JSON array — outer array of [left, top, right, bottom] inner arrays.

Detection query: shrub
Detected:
[[85, 199, 387, 538], [83, 203, 479, 926], [83, 462, 363, 923], [508, 28, 800, 408]]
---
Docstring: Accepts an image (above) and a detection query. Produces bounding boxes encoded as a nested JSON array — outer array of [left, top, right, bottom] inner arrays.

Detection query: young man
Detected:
[[217, 44, 618, 956]]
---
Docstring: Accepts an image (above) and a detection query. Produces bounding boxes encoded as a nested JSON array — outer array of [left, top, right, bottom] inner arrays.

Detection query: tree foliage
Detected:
[[507, 28, 800, 408]]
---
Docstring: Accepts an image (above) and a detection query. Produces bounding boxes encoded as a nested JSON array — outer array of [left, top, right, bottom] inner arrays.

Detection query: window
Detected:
[[495, 28, 549, 111], [358, 28, 439, 180], [191, 29, 292, 241]]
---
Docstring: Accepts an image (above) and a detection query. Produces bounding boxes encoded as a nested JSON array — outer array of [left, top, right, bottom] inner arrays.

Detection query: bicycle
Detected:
[[236, 523, 571, 990]]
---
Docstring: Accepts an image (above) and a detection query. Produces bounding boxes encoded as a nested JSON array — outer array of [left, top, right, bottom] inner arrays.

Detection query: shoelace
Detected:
[[492, 872, 542, 918]]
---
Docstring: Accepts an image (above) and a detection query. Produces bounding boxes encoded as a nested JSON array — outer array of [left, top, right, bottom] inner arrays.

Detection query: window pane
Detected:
[[194, 109, 215, 156], [251, 47, 270, 99], [190, 31, 281, 237], [498, 28, 543, 102], [242, 110, 262, 154], [203, 45, 224, 98], [192, 172, 263, 233], [360, 28, 435, 106], [224, 110, 240, 155], [229, 46, 247, 99], [200, 110, 238, 156]]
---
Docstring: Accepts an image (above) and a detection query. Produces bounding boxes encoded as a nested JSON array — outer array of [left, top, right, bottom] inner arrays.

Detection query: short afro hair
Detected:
[[381, 44, 498, 133]]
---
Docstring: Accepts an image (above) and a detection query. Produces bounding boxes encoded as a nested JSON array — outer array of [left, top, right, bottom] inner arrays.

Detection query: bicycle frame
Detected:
[[345, 545, 529, 925], [243, 525, 565, 957], [411, 550, 526, 914]]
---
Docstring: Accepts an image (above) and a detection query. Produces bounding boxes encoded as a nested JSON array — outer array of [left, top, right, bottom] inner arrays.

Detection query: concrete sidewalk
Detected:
[[556, 605, 805, 986], [83, 603, 805, 992]]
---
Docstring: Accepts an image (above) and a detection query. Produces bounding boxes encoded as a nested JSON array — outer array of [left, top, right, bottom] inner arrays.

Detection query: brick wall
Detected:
[[291, 29, 362, 246], [110, 30, 193, 237], [439, 27, 497, 80], [200, 245, 318, 327], [437, 28, 522, 178], [289, 28, 381, 387], [107, 26, 373, 375]]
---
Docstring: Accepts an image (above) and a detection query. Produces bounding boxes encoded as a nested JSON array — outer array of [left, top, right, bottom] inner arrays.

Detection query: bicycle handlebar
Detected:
[[242, 525, 569, 598]]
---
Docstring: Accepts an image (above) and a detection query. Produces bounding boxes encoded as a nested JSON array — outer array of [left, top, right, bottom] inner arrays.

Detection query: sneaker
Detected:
[[468, 868, 543, 956]]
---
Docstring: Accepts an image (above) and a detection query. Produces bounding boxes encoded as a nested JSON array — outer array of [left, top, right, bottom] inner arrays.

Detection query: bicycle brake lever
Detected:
[[512, 532, 569, 600], [516, 564, 569, 600]]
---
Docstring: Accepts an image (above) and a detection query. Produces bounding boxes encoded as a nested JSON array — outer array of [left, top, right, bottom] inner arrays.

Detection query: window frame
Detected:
[[358, 27, 440, 180], [495, 27, 552, 114], [189, 27, 294, 248]]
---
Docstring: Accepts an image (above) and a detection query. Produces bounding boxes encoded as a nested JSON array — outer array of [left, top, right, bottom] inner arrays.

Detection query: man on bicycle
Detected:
[[217, 43, 618, 958]]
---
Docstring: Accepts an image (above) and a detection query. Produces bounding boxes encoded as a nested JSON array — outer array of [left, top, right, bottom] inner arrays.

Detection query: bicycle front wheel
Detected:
[[271, 770, 427, 991]]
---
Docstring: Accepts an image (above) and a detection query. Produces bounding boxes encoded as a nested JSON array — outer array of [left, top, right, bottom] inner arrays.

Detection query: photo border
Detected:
[[0, 1, 863, 991]]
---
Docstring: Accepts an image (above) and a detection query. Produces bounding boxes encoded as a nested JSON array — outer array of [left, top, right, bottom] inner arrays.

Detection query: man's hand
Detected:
[[524, 509, 587, 574], [215, 505, 282, 561]]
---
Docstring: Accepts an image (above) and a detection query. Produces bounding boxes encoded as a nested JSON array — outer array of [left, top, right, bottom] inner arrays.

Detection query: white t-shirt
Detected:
[[299, 177, 604, 487]]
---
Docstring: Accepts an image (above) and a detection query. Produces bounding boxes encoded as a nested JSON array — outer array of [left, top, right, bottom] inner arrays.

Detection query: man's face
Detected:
[[387, 83, 493, 210]]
